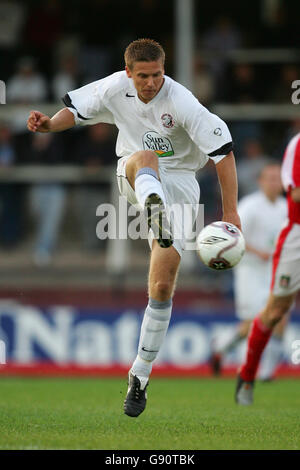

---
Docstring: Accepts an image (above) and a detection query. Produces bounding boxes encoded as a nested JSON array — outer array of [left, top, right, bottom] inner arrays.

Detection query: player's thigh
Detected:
[[116, 156, 139, 206], [273, 311, 290, 336]]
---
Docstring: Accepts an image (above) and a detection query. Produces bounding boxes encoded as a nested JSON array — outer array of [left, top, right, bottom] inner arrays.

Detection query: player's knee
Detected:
[[133, 150, 158, 169], [265, 304, 289, 327], [152, 280, 173, 300]]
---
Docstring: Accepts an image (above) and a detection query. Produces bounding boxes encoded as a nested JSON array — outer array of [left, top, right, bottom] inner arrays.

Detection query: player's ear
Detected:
[[125, 65, 132, 78]]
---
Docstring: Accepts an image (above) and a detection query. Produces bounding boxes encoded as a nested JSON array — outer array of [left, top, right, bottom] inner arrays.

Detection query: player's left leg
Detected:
[[210, 319, 251, 375], [125, 150, 173, 247], [235, 292, 296, 405], [124, 243, 180, 417]]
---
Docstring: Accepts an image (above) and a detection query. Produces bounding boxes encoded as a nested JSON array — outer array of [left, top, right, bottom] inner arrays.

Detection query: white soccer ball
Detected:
[[196, 221, 245, 270]]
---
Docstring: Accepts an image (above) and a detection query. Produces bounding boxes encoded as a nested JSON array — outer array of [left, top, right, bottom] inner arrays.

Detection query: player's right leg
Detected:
[[235, 292, 296, 405], [125, 150, 173, 248], [124, 243, 180, 417]]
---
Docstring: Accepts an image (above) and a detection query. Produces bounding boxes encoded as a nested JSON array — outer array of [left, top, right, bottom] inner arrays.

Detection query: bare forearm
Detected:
[[48, 108, 75, 132], [215, 151, 238, 214], [246, 243, 270, 260]]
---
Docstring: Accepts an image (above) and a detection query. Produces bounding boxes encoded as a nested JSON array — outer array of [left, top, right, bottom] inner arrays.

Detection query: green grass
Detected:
[[0, 377, 299, 449]]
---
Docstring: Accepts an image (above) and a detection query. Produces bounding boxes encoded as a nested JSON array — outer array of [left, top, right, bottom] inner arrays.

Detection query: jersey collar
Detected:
[[135, 76, 167, 109]]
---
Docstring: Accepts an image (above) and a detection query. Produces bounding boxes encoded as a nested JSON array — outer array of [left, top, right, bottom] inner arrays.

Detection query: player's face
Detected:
[[126, 60, 165, 103], [259, 165, 283, 200]]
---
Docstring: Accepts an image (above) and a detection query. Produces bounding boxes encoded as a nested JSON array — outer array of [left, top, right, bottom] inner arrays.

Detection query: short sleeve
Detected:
[[175, 88, 233, 163], [281, 133, 300, 191], [62, 79, 115, 125]]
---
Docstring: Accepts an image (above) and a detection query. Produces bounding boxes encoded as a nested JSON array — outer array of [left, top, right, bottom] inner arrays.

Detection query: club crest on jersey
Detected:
[[161, 113, 174, 128], [143, 131, 174, 157], [280, 275, 290, 288]]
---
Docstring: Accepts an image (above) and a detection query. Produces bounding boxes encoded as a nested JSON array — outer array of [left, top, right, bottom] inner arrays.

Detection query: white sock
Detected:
[[258, 336, 283, 380], [134, 167, 166, 209], [131, 355, 152, 379], [131, 298, 172, 378]]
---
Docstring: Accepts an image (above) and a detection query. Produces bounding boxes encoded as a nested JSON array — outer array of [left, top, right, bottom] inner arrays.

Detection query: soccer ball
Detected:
[[196, 221, 245, 270]]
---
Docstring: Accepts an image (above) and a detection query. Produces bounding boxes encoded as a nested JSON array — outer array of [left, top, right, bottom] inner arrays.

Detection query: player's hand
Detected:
[[222, 212, 242, 232], [27, 110, 52, 133]]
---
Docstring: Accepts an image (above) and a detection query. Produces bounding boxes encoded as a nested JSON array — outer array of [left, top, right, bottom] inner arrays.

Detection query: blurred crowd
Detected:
[[0, 0, 300, 266], [0, 120, 116, 264]]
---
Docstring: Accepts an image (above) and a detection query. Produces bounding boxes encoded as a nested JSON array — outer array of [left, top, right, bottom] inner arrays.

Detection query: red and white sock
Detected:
[[240, 316, 272, 382]]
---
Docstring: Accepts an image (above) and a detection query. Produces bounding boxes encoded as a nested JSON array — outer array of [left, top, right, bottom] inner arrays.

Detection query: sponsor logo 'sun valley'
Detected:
[[143, 131, 174, 157]]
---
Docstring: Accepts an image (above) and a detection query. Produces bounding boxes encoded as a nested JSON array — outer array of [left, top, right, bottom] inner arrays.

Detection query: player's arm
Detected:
[[27, 108, 75, 133], [245, 244, 271, 261], [215, 151, 241, 231], [291, 187, 300, 202]]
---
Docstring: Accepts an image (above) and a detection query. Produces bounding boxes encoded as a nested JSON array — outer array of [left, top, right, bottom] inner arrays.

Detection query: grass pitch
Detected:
[[0, 377, 299, 450]]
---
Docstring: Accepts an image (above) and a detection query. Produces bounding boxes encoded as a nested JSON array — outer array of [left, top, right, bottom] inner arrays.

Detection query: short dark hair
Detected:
[[124, 38, 165, 70]]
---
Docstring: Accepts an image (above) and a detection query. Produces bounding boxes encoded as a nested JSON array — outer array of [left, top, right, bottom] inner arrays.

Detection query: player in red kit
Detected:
[[236, 133, 300, 405]]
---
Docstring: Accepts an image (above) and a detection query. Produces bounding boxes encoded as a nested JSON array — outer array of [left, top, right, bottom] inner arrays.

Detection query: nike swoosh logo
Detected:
[[141, 346, 159, 353], [126, 93, 135, 97]]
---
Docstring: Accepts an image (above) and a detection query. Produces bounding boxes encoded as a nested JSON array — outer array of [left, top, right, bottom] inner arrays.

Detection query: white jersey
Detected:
[[63, 71, 233, 172], [237, 191, 287, 270], [234, 190, 287, 319]]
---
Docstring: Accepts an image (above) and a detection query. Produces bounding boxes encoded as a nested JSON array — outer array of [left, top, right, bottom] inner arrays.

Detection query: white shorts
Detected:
[[116, 156, 200, 257], [271, 221, 300, 296], [234, 263, 271, 320]]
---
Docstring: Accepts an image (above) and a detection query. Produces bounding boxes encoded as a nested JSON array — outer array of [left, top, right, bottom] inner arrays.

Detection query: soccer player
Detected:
[[27, 39, 240, 417], [236, 133, 300, 405], [211, 163, 287, 379]]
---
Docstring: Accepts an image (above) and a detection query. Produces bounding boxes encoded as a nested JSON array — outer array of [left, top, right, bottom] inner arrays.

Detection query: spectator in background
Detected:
[[223, 64, 262, 157], [275, 119, 300, 161], [193, 55, 215, 107], [78, 0, 115, 82], [7, 56, 48, 104], [201, 16, 241, 87], [52, 55, 80, 102], [269, 64, 299, 103], [230, 119, 263, 160], [0, 121, 23, 247], [236, 139, 270, 198], [23, 0, 63, 58], [73, 123, 115, 251], [285, 119, 300, 142], [226, 64, 259, 103], [0, 1, 26, 49], [0, 0, 26, 81], [24, 133, 66, 266], [197, 160, 221, 223]]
